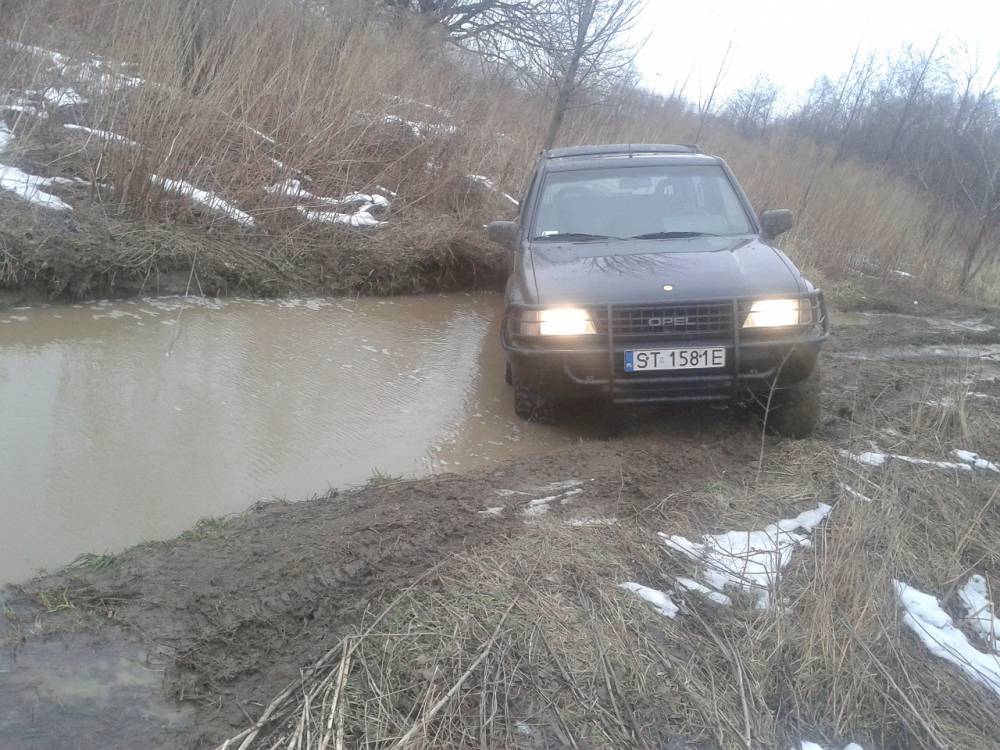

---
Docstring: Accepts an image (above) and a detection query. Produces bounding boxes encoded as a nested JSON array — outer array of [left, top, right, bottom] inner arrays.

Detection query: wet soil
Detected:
[[3, 280, 1000, 749]]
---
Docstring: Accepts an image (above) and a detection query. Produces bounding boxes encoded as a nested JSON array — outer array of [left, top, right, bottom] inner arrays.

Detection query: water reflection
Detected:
[[0, 294, 590, 582]]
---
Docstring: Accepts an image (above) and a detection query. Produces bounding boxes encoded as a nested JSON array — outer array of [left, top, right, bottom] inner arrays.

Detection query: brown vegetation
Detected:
[[0, 0, 998, 300]]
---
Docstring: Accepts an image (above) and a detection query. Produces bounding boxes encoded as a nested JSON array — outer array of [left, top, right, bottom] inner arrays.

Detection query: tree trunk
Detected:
[[543, 77, 574, 149], [959, 212, 992, 289], [881, 40, 939, 168], [542, 0, 594, 150]]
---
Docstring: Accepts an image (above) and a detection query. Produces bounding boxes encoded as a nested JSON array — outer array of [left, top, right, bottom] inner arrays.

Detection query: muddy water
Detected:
[[0, 294, 590, 583], [0, 624, 193, 748]]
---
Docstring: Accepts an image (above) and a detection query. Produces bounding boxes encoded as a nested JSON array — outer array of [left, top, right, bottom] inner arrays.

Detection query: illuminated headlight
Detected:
[[515, 307, 597, 336], [742, 298, 811, 328]]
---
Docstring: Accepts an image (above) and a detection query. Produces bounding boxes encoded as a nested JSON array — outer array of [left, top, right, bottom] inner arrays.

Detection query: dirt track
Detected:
[[3, 278, 1000, 749]]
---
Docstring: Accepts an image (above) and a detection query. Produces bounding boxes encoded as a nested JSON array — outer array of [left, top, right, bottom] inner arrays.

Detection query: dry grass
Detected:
[[218, 428, 1000, 748], [1, 0, 999, 299]]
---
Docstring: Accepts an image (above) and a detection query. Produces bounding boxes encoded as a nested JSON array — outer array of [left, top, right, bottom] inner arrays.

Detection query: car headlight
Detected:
[[514, 307, 597, 336], [742, 298, 811, 328]]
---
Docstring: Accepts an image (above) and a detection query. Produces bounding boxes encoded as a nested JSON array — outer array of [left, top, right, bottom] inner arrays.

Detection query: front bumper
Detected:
[[501, 292, 829, 404]]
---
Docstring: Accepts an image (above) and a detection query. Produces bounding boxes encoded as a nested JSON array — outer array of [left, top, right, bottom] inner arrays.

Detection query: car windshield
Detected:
[[531, 164, 753, 241]]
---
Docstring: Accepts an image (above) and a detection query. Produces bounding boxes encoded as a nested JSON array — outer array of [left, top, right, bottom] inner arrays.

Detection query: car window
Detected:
[[531, 164, 753, 240]]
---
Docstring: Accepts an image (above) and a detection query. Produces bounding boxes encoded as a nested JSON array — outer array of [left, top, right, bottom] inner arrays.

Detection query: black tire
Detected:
[[761, 367, 821, 438], [513, 375, 558, 423]]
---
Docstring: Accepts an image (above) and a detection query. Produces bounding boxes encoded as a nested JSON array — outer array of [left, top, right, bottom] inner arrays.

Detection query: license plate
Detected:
[[624, 347, 726, 372]]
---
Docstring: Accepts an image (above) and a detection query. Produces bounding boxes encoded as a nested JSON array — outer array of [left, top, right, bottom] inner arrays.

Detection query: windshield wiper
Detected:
[[532, 232, 621, 242], [630, 231, 717, 240]]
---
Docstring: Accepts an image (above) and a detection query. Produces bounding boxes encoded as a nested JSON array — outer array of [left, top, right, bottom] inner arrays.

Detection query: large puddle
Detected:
[[0, 294, 593, 583]]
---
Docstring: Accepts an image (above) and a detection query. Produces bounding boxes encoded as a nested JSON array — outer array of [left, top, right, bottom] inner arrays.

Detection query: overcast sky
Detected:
[[634, 0, 1000, 107]]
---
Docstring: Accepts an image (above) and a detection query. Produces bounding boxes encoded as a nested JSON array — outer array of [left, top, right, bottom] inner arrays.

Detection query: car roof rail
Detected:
[[544, 143, 701, 159]]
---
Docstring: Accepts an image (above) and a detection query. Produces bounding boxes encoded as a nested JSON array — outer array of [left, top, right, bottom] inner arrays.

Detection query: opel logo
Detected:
[[648, 316, 687, 327]]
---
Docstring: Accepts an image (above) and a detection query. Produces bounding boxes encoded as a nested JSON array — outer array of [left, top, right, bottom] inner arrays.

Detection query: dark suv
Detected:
[[488, 144, 829, 437]]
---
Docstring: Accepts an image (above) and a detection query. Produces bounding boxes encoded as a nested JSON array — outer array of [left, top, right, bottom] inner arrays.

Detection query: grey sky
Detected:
[[635, 0, 1000, 106]]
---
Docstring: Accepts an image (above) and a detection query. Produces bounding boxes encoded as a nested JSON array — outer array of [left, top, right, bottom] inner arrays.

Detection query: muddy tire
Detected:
[[513, 376, 558, 423], [762, 367, 821, 438]]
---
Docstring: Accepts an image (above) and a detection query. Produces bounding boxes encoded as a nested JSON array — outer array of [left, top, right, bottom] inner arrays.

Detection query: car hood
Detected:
[[525, 236, 803, 305]]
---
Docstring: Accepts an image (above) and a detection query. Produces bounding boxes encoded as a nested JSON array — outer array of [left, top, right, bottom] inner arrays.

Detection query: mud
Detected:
[[3, 284, 1000, 749]]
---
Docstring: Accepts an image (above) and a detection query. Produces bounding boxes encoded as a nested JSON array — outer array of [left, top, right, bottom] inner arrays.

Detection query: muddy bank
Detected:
[[2, 430, 758, 748], [0, 200, 508, 304]]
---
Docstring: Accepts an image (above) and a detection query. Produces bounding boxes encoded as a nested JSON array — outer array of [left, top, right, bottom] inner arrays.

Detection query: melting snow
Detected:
[[267, 180, 391, 226], [660, 504, 833, 609], [467, 174, 519, 206], [518, 480, 584, 517], [839, 483, 873, 503], [0, 166, 73, 210], [1, 101, 47, 119], [839, 448, 999, 473], [151, 175, 255, 227], [0, 122, 11, 152], [895, 579, 1000, 698], [41, 87, 86, 107], [63, 123, 138, 147], [959, 575, 1000, 651], [675, 576, 732, 606], [567, 517, 617, 527], [619, 582, 679, 619], [6, 39, 71, 68], [377, 113, 457, 138], [953, 449, 1000, 473], [296, 206, 384, 227]]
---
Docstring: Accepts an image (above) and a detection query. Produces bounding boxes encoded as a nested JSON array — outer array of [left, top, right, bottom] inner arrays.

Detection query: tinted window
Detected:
[[532, 165, 753, 240]]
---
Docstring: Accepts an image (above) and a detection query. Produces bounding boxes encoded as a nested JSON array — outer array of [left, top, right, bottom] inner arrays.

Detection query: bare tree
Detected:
[[380, 0, 540, 41], [496, 0, 645, 148], [723, 74, 778, 138], [879, 40, 941, 166]]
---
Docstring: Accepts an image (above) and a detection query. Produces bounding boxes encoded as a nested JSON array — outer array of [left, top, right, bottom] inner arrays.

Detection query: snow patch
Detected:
[[467, 174, 519, 206], [63, 123, 138, 147], [0, 165, 73, 210], [567, 517, 617, 527], [1, 101, 46, 119], [377, 113, 457, 138], [296, 206, 384, 227], [619, 582, 679, 619], [839, 483, 873, 503], [838, 447, 1000, 473], [0, 122, 11, 152], [660, 503, 833, 609], [151, 175, 255, 227], [895, 579, 1000, 698], [792, 743, 864, 750], [952, 449, 1000, 473], [675, 576, 732, 606], [41, 87, 86, 107], [959, 575, 1000, 651], [519, 481, 584, 518]]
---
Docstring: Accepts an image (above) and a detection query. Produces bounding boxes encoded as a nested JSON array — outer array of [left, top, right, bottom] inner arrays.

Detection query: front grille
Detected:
[[595, 303, 735, 339]]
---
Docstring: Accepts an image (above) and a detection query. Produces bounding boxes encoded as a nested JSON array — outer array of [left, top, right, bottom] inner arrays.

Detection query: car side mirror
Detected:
[[759, 209, 794, 239], [487, 220, 519, 250]]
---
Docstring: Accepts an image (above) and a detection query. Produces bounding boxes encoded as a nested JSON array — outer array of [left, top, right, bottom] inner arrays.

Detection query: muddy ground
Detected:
[[2, 277, 1000, 749]]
